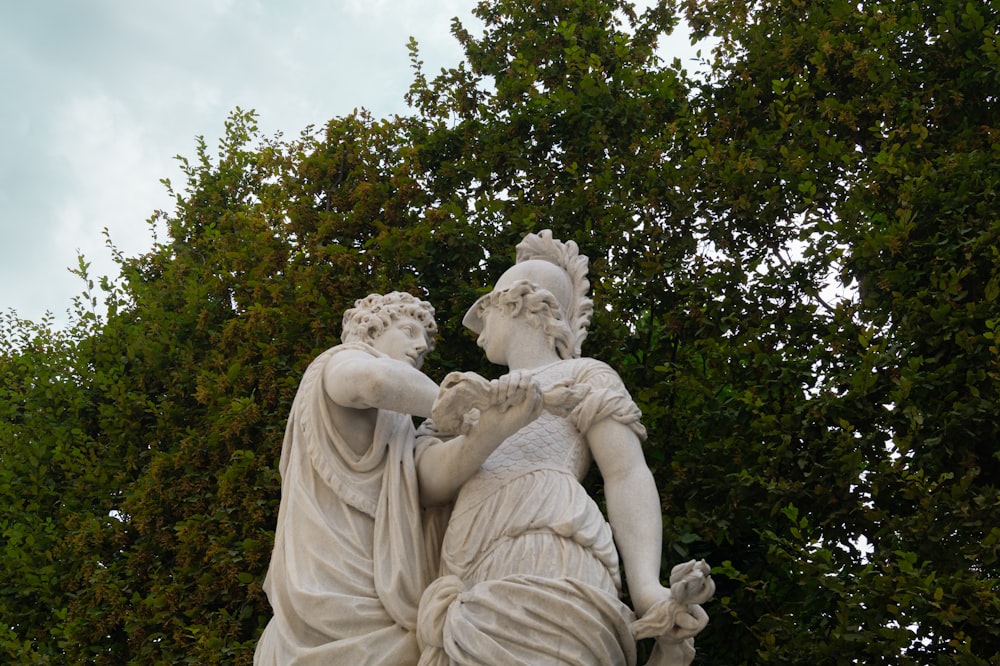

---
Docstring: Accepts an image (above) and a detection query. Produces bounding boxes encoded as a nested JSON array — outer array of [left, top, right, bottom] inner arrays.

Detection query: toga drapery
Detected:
[[255, 343, 441, 665]]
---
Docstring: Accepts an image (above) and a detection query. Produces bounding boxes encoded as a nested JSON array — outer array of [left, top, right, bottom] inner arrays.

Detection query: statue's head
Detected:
[[463, 231, 592, 360], [342, 292, 437, 351]]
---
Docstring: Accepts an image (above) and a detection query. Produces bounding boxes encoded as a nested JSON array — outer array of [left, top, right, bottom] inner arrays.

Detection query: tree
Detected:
[[677, 0, 1000, 661], [1, 0, 997, 663], [0, 290, 123, 664]]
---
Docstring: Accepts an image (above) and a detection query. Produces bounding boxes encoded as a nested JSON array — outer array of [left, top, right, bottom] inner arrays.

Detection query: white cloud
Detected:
[[0, 0, 697, 325], [45, 91, 169, 302], [0, 0, 473, 324]]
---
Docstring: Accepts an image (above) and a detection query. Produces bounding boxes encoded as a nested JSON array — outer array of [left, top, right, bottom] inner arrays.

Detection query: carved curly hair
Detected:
[[341, 292, 437, 350], [475, 279, 576, 360]]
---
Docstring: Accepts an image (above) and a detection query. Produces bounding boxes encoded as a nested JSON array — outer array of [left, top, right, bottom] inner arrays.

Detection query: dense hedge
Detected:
[[2, 0, 997, 663]]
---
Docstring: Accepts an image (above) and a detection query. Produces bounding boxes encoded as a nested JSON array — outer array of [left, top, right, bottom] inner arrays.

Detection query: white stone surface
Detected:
[[255, 293, 443, 665], [255, 242, 714, 665], [414, 231, 713, 666]]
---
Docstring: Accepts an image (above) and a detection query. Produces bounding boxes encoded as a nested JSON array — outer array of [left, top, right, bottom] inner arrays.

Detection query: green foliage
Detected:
[[0, 263, 130, 663], [1, 0, 998, 663], [676, 0, 1000, 661]]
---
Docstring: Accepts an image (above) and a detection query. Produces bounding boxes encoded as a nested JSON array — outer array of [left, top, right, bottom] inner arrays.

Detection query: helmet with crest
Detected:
[[463, 230, 593, 359]]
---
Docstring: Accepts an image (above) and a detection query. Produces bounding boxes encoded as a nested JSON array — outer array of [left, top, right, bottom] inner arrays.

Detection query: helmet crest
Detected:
[[514, 230, 593, 359]]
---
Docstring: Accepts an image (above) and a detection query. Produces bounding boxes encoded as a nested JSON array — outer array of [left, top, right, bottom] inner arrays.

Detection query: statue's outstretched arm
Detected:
[[323, 350, 438, 417]]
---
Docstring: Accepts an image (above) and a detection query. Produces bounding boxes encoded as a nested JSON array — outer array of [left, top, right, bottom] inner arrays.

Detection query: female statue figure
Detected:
[[415, 231, 712, 665]]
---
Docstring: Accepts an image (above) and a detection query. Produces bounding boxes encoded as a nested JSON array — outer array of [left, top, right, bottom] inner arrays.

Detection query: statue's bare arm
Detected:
[[323, 349, 439, 418], [587, 418, 667, 616]]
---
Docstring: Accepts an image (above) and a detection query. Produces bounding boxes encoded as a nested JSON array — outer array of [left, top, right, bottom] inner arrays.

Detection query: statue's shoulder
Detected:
[[308, 342, 380, 370], [295, 343, 381, 399], [561, 356, 625, 389]]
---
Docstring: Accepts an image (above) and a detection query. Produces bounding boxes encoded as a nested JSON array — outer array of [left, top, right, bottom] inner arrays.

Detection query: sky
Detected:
[[1, 0, 700, 327]]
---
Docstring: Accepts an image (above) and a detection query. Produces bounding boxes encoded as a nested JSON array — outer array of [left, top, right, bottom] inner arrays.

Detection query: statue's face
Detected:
[[476, 302, 517, 366], [372, 316, 429, 369]]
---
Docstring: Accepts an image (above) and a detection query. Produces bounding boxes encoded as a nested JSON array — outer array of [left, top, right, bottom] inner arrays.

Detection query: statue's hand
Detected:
[[474, 375, 543, 440], [492, 369, 536, 410], [431, 372, 492, 434], [631, 561, 714, 642], [631, 591, 708, 642], [430, 370, 543, 437], [668, 559, 714, 606]]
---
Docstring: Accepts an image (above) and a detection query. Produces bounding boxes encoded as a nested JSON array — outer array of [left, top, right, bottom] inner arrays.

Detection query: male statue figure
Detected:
[[414, 232, 713, 666], [255, 292, 442, 665]]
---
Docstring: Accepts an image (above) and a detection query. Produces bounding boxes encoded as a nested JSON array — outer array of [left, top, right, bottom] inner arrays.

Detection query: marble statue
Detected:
[[255, 292, 445, 665], [413, 231, 713, 666]]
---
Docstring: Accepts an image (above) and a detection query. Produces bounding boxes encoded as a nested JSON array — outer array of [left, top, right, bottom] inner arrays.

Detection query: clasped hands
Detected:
[[430, 370, 543, 436]]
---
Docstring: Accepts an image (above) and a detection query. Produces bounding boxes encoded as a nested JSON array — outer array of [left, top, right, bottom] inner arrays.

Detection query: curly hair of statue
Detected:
[[341, 292, 437, 348]]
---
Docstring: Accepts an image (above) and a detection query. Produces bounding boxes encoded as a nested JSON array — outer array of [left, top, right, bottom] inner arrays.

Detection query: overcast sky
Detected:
[[1, 0, 698, 327]]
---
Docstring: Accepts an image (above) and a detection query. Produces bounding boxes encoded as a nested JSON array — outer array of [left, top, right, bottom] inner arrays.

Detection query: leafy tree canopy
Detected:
[[1, 0, 997, 663]]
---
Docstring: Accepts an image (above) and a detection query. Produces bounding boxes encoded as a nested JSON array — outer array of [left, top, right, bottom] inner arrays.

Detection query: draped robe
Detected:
[[255, 343, 440, 665], [415, 358, 647, 666]]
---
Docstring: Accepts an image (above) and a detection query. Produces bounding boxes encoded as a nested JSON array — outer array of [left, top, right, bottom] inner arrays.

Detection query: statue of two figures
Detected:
[[256, 231, 713, 665]]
